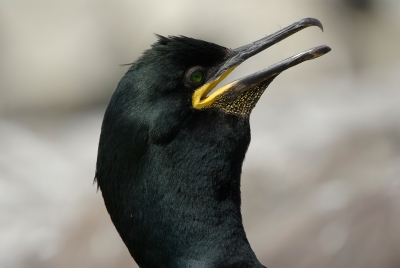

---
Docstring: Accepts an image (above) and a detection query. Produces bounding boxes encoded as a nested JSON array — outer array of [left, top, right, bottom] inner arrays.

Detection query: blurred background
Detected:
[[1, 0, 400, 267]]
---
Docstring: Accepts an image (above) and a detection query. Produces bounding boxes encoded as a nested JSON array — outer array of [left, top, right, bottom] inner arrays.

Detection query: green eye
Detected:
[[189, 70, 204, 83]]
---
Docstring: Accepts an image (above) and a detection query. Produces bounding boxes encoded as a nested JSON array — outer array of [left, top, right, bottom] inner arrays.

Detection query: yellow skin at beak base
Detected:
[[192, 66, 238, 109]]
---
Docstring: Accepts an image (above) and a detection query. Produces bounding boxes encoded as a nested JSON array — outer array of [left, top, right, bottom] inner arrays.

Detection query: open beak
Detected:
[[192, 18, 331, 115]]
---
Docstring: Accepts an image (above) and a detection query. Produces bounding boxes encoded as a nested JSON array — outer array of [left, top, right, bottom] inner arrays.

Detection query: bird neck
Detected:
[[98, 110, 264, 267]]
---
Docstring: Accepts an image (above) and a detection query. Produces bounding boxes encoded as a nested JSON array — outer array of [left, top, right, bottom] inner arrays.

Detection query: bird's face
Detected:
[[124, 18, 330, 129]]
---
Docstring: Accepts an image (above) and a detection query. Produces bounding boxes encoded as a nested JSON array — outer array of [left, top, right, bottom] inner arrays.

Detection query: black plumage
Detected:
[[95, 18, 330, 267]]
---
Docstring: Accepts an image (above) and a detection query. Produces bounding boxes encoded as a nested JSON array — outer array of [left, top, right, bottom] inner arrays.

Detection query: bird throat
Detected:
[[205, 80, 271, 115]]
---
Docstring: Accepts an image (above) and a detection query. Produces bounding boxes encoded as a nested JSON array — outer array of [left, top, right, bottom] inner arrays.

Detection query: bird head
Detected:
[[108, 18, 329, 144]]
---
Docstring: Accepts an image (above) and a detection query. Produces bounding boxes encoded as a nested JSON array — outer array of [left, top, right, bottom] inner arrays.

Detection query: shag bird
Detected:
[[95, 18, 330, 267]]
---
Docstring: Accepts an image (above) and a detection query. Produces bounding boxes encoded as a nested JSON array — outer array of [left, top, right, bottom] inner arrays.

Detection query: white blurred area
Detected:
[[1, 0, 400, 267]]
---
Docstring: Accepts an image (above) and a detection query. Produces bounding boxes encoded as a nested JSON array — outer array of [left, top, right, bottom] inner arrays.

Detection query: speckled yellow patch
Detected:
[[206, 82, 269, 115]]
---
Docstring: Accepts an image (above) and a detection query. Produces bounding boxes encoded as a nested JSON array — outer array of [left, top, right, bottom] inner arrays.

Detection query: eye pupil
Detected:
[[190, 70, 203, 83]]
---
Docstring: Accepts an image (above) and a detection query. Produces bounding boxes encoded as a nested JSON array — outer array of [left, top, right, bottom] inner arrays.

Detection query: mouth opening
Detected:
[[192, 18, 331, 114]]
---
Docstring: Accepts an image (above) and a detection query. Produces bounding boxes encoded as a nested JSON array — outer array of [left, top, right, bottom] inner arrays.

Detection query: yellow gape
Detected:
[[192, 66, 237, 109]]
